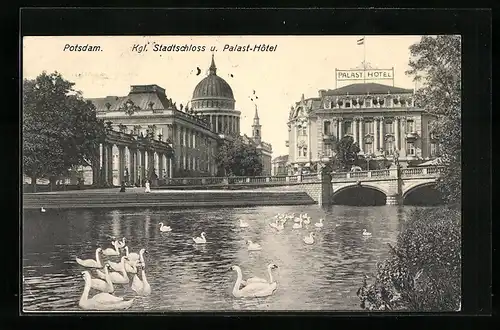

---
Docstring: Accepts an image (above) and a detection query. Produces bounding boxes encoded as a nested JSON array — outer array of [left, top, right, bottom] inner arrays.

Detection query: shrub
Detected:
[[357, 207, 461, 311]]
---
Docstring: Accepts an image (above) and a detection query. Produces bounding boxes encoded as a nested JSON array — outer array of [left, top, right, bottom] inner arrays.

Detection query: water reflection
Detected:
[[22, 205, 433, 311]]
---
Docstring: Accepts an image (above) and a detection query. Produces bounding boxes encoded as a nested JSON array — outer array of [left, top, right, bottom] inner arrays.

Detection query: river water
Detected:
[[23, 205, 421, 312]]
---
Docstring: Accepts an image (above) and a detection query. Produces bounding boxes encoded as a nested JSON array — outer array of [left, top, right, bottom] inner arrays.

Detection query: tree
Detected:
[[215, 134, 263, 176], [406, 35, 461, 206], [333, 136, 360, 171], [23, 71, 105, 191]]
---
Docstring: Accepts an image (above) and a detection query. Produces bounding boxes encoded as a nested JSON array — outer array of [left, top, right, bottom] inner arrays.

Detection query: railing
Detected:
[[160, 166, 445, 186]]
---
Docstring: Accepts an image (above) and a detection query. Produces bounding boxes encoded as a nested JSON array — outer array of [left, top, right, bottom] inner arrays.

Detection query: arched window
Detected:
[[324, 121, 331, 135]]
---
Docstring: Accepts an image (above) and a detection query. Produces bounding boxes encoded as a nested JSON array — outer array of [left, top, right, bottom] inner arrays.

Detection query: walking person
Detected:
[[119, 181, 126, 193], [144, 180, 151, 193]]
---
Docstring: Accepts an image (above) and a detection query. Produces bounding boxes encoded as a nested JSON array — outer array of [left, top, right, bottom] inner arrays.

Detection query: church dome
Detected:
[[191, 55, 235, 111]]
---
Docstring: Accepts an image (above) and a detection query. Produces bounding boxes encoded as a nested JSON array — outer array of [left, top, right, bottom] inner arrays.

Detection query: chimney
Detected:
[[319, 89, 326, 98]]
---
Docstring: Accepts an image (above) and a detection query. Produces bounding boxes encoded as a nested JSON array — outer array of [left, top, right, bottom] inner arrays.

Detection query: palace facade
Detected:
[[286, 82, 439, 173], [83, 55, 272, 184]]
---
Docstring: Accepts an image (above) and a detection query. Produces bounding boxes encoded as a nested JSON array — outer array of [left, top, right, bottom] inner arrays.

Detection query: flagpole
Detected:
[[363, 36, 366, 83]]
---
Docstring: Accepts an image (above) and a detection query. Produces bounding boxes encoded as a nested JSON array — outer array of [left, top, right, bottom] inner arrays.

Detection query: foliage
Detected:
[[23, 71, 105, 187], [333, 136, 360, 171], [357, 207, 461, 311], [214, 134, 263, 177], [406, 35, 461, 206]]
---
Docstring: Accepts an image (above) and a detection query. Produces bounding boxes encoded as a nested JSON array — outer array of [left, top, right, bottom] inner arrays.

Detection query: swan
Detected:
[[159, 222, 172, 232], [124, 259, 139, 274], [91, 264, 114, 293], [362, 229, 372, 236], [108, 256, 128, 272], [293, 219, 303, 229], [246, 240, 262, 251], [192, 232, 207, 244], [302, 213, 309, 219], [275, 220, 284, 231], [315, 219, 324, 228], [303, 217, 311, 225], [108, 260, 130, 284], [102, 241, 120, 256], [114, 237, 126, 249], [269, 219, 279, 229], [241, 263, 278, 286], [239, 219, 249, 228], [124, 246, 141, 261], [294, 217, 302, 223], [76, 248, 103, 268], [131, 264, 151, 296], [79, 271, 134, 310], [303, 232, 315, 245], [40, 207, 46, 213], [230, 265, 277, 298]]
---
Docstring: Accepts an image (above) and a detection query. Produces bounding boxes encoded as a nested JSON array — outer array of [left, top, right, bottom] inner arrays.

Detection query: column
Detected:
[[395, 116, 400, 151], [106, 144, 113, 186], [358, 117, 364, 151], [158, 153, 164, 180], [100, 143, 107, 184], [215, 115, 219, 133], [141, 150, 146, 183], [353, 119, 358, 144], [338, 118, 343, 138], [374, 117, 379, 151], [129, 148, 135, 184], [236, 118, 240, 134], [118, 146, 125, 184], [148, 151, 154, 178], [379, 117, 385, 151], [169, 158, 173, 178]]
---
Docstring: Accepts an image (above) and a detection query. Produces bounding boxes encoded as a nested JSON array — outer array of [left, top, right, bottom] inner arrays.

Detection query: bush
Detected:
[[357, 207, 461, 311]]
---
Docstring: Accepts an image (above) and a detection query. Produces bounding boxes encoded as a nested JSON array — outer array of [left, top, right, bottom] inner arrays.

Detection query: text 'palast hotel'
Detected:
[[87, 55, 272, 184], [282, 65, 439, 175]]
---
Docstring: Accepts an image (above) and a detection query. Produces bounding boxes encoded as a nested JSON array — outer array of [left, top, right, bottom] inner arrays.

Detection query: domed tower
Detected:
[[191, 55, 241, 135]]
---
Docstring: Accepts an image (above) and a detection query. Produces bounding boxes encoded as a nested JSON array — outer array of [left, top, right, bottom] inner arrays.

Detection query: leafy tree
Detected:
[[406, 35, 461, 207], [23, 71, 105, 191], [333, 136, 360, 171], [215, 134, 263, 176], [357, 207, 461, 311]]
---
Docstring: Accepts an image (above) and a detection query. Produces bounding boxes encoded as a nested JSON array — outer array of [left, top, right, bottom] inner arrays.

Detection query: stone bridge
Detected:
[[159, 166, 444, 205]]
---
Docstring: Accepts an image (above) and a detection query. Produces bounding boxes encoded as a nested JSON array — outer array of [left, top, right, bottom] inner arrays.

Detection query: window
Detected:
[[407, 142, 416, 156], [364, 120, 374, 134], [324, 143, 333, 156], [385, 137, 395, 155], [302, 128, 307, 136], [364, 142, 373, 154], [365, 99, 372, 108], [384, 120, 394, 134], [430, 143, 438, 157], [303, 147, 308, 157], [406, 119, 415, 133], [324, 121, 332, 135], [345, 102, 351, 108], [180, 129, 184, 145], [344, 121, 353, 135]]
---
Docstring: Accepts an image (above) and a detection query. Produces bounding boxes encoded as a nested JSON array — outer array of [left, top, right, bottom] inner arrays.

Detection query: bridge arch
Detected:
[[332, 183, 388, 206], [402, 181, 443, 205]]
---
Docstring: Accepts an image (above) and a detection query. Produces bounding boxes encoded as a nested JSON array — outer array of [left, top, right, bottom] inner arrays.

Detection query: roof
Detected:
[[192, 56, 234, 101], [323, 83, 414, 96], [88, 84, 172, 111], [272, 155, 289, 163]]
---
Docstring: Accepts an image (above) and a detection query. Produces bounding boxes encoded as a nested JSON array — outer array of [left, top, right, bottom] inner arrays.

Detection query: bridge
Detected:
[[157, 166, 445, 206]]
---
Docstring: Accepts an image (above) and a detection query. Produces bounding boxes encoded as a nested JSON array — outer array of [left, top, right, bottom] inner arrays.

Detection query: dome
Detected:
[[191, 55, 235, 111]]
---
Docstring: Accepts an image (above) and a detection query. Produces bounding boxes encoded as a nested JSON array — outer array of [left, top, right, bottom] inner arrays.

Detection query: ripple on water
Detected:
[[22, 205, 429, 311]]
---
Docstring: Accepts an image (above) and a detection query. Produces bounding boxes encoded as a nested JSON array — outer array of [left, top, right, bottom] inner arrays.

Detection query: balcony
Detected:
[[405, 131, 419, 141]]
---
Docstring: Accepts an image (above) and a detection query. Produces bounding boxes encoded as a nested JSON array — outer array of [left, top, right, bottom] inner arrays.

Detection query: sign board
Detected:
[[336, 68, 394, 82]]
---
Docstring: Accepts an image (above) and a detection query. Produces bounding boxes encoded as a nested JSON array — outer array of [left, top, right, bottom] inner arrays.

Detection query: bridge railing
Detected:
[[400, 166, 445, 177]]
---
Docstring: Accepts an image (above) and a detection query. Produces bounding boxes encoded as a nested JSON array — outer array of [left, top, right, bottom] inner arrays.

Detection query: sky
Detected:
[[23, 35, 423, 157]]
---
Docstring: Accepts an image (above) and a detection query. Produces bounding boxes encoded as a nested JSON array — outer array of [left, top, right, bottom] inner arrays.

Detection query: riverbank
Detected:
[[22, 188, 316, 209]]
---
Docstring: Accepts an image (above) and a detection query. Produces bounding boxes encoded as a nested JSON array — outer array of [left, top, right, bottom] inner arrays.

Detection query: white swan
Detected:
[[246, 240, 262, 251], [303, 217, 311, 225], [241, 263, 278, 286], [275, 220, 284, 231], [303, 232, 315, 245], [293, 219, 303, 229], [40, 207, 46, 213], [239, 219, 249, 228], [102, 241, 120, 256], [114, 237, 126, 249], [124, 246, 140, 261], [315, 219, 324, 228], [124, 259, 138, 274], [362, 229, 372, 236], [230, 265, 277, 298], [131, 265, 151, 296], [108, 256, 128, 272], [193, 232, 207, 244], [79, 271, 134, 310], [159, 222, 172, 232], [108, 260, 130, 284], [294, 217, 302, 223], [76, 248, 103, 268], [91, 264, 114, 293], [269, 219, 279, 229]]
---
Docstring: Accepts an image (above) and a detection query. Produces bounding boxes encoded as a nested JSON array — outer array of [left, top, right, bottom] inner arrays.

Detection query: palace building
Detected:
[[286, 82, 439, 173], [82, 55, 272, 184]]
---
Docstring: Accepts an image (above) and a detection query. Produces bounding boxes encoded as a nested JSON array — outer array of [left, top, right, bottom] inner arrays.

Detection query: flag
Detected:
[[357, 37, 365, 45]]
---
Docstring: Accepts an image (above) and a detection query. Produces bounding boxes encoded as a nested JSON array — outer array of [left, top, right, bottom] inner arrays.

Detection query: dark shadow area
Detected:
[[332, 187, 386, 206], [403, 185, 444, 206]]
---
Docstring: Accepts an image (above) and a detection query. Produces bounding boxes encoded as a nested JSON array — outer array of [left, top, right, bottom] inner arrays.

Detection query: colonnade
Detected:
[[204, 114, 240, 135]]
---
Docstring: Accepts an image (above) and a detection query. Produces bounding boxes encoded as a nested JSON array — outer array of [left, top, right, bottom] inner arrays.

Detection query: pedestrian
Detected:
[[119, 181, 126, 193], [144, 180, 151, 193]]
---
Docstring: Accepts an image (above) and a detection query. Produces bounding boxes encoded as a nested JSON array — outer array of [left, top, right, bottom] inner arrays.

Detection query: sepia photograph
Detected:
[[22, 34, 462, 312]]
